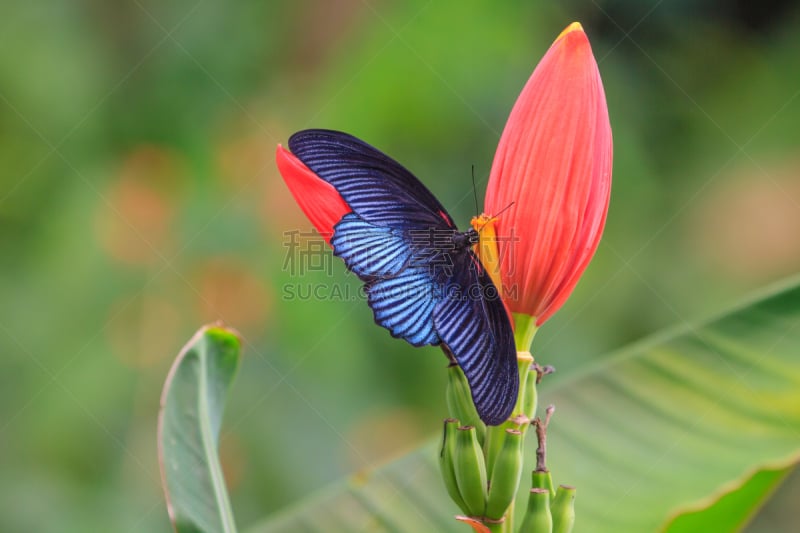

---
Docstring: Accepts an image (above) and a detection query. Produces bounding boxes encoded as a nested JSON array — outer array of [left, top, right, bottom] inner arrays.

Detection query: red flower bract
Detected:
[[275, 145, 350, 244], [482, 22, 613, 326]]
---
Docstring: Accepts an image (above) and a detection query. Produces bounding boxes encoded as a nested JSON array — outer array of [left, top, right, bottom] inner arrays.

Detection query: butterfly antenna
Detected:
[[473, 201, 515, 234], [471, 165, 480, 215], [493, 201, 515, 220]]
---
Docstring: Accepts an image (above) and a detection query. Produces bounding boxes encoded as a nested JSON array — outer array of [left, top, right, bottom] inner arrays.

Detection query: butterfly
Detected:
[[287, 129, 517, 425]]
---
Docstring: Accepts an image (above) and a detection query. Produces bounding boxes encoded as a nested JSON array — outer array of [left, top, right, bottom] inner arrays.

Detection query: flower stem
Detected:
[[513, 313, 538, 352]]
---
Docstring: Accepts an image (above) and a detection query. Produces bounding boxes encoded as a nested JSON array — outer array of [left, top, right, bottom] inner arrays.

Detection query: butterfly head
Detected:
[[453, 227, 480, 250]]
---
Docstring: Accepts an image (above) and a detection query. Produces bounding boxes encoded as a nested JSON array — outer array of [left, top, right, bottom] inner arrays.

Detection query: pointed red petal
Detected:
[[275, 144, 351, 244], [484, 23, 612, 324]]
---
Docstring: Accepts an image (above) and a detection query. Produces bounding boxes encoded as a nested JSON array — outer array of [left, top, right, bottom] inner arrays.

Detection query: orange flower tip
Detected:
[[470, 213, 492, 232], [454, 516, 492, 533], [556, 21, 585, 41]]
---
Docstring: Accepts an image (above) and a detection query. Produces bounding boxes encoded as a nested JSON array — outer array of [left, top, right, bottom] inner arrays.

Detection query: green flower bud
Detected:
[[531, 470, 555, 498], [454, 425, 488, 517], [519, 488, 552, 533], [446, 364, 486, 442], [439, 418, 470, 514], [551, 485, 576, 533], [482, 422, 507, 480], [485, 429, 524, 520]]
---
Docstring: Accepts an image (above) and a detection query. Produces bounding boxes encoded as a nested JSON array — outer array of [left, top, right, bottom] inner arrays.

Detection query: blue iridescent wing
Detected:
[[330, 212, 439, 346], [331, 213, 411, 278], [365, 264, 441, 347], [288, 129, 455, 230], [433, 251, 518, 425]]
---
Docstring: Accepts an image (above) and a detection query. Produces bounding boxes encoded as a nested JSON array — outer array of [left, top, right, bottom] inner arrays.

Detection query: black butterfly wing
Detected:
[[288, 129, 455, 230], [433, 250, 518, 425]]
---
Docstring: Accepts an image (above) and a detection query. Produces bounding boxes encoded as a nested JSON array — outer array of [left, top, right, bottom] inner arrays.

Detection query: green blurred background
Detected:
[[2, 1, 799, 531]]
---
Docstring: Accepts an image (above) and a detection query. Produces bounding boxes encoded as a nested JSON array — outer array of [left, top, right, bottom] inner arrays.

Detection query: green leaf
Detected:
[[159, 324, 241, 533], [550, 277, 800, 532], [246, 277, 800, 533], [662, 465, 794, 532]]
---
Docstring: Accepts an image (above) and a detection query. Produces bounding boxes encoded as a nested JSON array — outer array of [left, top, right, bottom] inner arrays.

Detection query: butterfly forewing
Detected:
[[288, 129, 455, 230]]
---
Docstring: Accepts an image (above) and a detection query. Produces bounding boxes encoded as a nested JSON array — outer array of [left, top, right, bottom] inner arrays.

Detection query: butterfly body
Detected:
[[288, 129, 517, 425]]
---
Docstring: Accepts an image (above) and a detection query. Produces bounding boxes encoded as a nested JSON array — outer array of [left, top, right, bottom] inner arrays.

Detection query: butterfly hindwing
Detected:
[[331, 213, 411, 278], [332, 212, 440, 346], [433, 251, 517, 425], [365, 265, 440, 347], [288, 129, 455, 230]]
